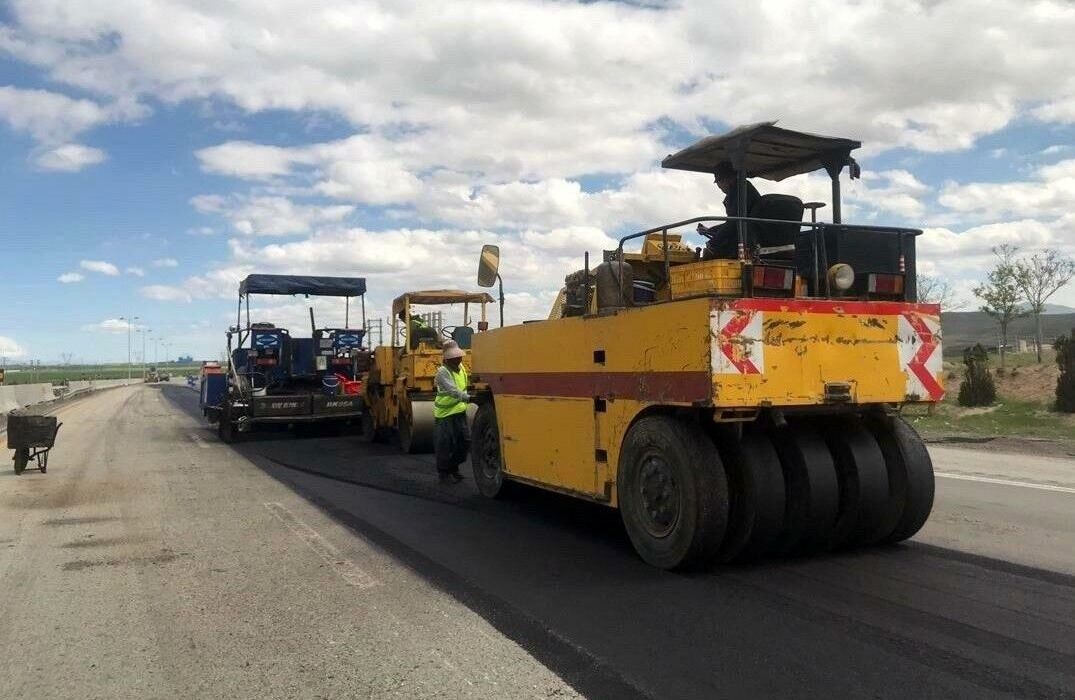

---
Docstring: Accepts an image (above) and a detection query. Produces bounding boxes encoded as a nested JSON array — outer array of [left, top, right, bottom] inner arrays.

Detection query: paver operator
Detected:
[[433, 342, 470, 484]]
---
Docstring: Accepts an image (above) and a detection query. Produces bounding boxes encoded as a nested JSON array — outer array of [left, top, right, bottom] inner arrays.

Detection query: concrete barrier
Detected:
[[1, 384, 56, 411], [1, 380, 134, 435]]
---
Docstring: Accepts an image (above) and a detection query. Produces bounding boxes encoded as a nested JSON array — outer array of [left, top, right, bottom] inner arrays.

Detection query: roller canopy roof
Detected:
[[661, 122, 861, 181], [392, 289, 495, 314], [238, 274, 367, 297]]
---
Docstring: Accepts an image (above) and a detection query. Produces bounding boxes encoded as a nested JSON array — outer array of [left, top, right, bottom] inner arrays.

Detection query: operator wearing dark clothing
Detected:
[[698, 161, 760, 259]]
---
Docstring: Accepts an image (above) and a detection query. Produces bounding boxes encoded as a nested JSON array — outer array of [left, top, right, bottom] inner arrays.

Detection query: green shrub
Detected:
[[959, 344, 997, 407], [1056, 329, 1075, 413]]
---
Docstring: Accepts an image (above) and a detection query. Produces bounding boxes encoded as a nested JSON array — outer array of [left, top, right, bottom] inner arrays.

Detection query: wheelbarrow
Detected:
[[7, 413, 62, 475]]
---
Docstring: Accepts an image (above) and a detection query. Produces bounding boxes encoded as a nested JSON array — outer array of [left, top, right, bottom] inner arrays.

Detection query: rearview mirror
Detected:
[[477, 244, 500, 288]]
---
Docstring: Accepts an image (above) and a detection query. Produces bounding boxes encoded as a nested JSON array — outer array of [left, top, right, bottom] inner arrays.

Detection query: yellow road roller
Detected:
[[363, 289, 494, 453], [470, 123, 942, 569]]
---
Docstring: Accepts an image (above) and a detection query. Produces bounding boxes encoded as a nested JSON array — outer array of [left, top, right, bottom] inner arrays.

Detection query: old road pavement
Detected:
[[2, 384, 1074, 699]]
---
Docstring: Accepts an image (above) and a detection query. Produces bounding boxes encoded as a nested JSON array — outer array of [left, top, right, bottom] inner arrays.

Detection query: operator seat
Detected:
[[451, 326, 475, 350], [746, 194, 804, 261]]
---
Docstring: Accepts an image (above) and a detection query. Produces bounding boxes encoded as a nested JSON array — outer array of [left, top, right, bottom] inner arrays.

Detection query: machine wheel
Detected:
[[359, 412, 386, 444], [822, 417, 891, 549], [399, 400, 435, 454], [218, 406, 237, 444], [14, 448, 28, 475], [471, 403, 513, 498], [769, 422, 840, 555], [618, 416, 729, 570], [714, 428, 786, 563], [867, 415, 935, 544]]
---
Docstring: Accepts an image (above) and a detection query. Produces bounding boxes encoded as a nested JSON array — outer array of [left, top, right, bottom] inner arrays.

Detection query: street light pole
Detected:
[[120, 315, 139, 384]]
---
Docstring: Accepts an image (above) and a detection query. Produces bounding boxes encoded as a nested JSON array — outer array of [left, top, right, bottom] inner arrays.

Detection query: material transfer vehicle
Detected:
[[201, 274, 370, 442], [362, 289, 493, 452], [470, 122, 941, 569]]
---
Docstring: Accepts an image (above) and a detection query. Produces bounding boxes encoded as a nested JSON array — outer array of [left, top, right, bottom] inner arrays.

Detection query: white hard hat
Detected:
[[444, 345, 465, 360]]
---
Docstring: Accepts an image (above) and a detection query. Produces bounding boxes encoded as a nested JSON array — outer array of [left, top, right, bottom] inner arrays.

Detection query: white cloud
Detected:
[[34, 143, 107, 171], [0, 85, 145, 142], [80, 259, 119, 276], [0, 335, 27, 357], [6, 0, 1075, 178], [57, 272, 84, 283], [0, 85, 146, 170], [1033, 95, 1075, 124], [151, 258, 178, 268], [192, 194, 354, 236], [938, 159, 1075, 221], [82, 318, 141, 333], [126, 266, 145, 277], [141, 284, 192, 302]]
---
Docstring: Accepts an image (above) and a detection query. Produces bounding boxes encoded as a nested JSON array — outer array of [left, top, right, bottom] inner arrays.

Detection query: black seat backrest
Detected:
[[451, 326, 475, 350], [747, 194, 804, 258]]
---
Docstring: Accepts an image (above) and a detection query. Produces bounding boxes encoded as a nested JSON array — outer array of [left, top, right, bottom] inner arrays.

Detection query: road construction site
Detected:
[[2, 383, 1073, 699]]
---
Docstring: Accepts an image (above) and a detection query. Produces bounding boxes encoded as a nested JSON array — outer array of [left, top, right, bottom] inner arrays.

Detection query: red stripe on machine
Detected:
[[483, 371, 711, 403], [728, 298, 940, 316]]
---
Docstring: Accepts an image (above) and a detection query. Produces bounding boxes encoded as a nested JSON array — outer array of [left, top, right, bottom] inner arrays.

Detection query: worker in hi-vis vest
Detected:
[[433, 342, 470, 484]]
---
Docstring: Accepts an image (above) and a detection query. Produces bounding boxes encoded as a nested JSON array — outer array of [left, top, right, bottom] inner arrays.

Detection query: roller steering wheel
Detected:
[[441, 325, 460, 339]]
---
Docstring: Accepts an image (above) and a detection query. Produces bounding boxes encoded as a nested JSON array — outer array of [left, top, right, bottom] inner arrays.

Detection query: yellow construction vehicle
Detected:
[[470, 122, 942, 569], [363, 290, 494, 453]]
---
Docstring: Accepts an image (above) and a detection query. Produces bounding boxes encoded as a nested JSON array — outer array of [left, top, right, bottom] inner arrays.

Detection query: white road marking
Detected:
[[935, 471, 1075, 495], [264, 502, 379, 589], [188, 433, 211, 449]]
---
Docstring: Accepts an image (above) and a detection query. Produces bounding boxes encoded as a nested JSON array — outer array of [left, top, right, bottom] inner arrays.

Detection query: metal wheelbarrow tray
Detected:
[[7, 413, 62, 475]]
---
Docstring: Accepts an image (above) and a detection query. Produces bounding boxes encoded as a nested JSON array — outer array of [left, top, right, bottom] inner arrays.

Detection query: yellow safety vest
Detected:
[[434, 365, 469, 419]]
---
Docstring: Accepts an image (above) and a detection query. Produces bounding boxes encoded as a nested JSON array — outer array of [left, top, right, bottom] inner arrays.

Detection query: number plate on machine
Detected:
[[312, 396, 363, 414], [252, 396, 312, 417]]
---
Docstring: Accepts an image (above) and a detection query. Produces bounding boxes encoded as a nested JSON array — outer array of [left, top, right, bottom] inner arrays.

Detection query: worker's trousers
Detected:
[[434, 413, 470, 474]]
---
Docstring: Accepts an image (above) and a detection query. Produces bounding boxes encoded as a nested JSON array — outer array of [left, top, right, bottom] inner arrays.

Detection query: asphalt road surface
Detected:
[[2, 384, 1073, 700]]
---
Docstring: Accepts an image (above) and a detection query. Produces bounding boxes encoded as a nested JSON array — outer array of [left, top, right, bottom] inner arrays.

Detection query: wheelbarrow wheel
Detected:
[[14, 448, 28, 475]]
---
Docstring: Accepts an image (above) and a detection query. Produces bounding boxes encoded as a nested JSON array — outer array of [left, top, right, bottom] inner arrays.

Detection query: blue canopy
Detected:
[[238, 274, 367, 297]]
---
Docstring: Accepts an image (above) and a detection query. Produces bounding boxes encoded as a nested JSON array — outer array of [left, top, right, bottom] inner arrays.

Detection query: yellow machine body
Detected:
[[363, 289, 493, 452], [472, 272, 943, 505]]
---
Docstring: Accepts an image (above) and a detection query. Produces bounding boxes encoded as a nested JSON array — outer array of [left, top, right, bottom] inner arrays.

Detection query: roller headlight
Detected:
[[828, 263, 855, 291]]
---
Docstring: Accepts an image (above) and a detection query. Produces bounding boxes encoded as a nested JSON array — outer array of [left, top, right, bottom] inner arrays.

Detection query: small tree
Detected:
[[917, 274, 965, 309], [1013, 249, 1075, 363], [973, 244, 1027, 369], [958, 344, 997, 407], [1056, 329, 1075, 413]]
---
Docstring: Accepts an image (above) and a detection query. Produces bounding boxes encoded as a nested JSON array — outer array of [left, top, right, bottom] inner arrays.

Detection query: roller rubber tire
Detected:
[[822, 417, 891, 549], [867, 415, 935, 544], [769, 422, 840, 555], [618, 416, 729, 570], [14, 448, 28, 475], [715, 428, 786, 562], [471, 403, 513, 498]]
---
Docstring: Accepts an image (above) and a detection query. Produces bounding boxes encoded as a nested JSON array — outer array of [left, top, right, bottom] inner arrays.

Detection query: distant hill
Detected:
[[941, 311, 1075, 353], [1042, 303, 1075, 315]]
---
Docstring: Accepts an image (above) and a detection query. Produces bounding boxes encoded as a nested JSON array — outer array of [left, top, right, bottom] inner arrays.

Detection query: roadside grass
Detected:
[[2, 364, 201, 385], [908, 400, 1075, 442], [915, 349, 1074, 442]]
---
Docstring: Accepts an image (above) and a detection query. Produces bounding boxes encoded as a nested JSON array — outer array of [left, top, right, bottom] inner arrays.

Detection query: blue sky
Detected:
[[1, 0, 1074, 363]]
